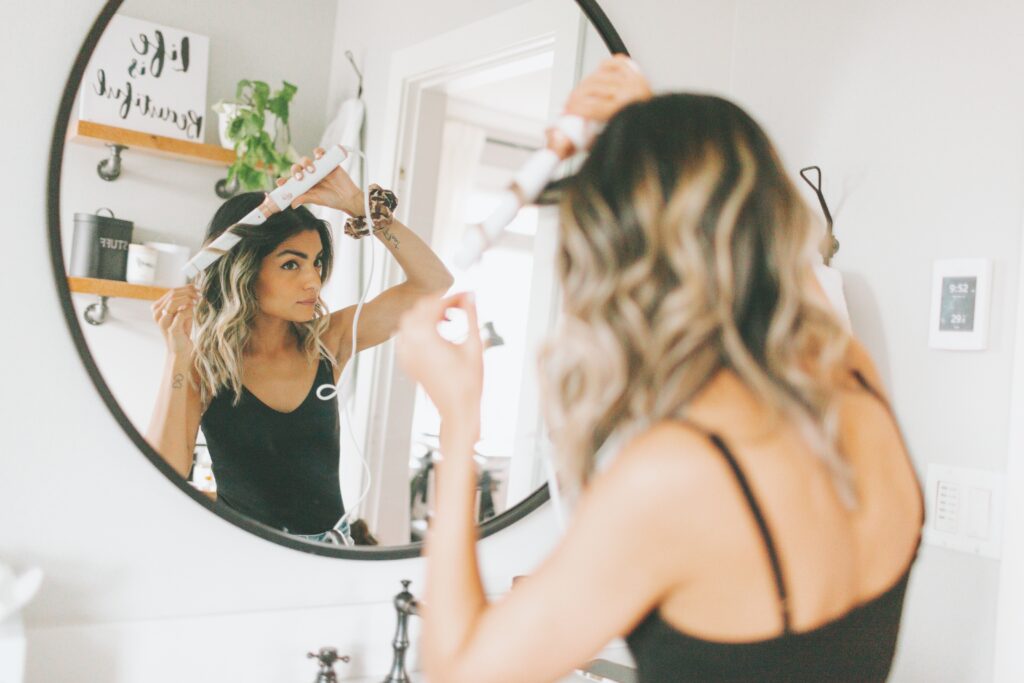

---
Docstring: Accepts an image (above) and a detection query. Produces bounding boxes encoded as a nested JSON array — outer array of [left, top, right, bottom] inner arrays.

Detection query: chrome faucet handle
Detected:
[[383, 580, 421, 683], [395, 579, 420, 616], [307, 647, 350, 683]]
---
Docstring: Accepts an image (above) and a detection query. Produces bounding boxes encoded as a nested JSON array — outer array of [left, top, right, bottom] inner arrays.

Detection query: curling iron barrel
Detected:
[[182, 144, 351, 279], [453, 115, 599, 269], [454, 57, 644, 269]]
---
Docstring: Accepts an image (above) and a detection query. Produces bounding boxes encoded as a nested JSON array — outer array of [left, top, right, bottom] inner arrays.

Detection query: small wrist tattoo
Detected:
[[382, 228, 400, 250], [172, 373, 184, 389]]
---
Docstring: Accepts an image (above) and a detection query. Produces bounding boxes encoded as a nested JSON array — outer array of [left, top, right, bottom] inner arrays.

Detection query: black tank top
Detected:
[[200, 356, 344, 535], [626, 370, 924, 682]]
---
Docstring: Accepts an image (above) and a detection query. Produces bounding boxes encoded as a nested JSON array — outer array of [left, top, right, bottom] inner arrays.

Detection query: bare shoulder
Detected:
[[843, 337, 887, 396], [591, 421, 735, 521], [614, 421, 718, 471], [570, 421, 738, 584]]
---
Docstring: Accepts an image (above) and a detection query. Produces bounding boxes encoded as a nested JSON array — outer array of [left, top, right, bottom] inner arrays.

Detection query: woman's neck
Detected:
[[247, 313, 297, 357]]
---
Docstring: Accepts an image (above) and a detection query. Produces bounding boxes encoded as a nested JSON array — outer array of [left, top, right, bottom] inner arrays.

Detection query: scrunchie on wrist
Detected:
[[343, 184, 398, 239]]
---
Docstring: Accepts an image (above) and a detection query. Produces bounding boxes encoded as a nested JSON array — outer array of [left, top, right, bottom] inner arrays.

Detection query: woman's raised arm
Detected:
[[277, 151, 453, 358]]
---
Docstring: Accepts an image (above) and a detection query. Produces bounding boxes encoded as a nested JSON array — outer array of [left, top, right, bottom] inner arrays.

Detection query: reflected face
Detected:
[[254, 229, 325, 322]]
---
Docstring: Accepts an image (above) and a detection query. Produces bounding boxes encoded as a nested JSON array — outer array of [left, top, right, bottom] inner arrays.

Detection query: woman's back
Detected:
[[406, 86, 928, 683], [627, 341, 924, 681]]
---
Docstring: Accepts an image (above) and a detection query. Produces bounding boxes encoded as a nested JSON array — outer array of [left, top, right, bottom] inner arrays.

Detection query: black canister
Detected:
[[69, 208, 134, 280]]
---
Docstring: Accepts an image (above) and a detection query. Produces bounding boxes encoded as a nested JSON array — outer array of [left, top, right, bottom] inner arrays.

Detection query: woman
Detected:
[[146, 154, 453, 542], [396, 57, 924, 681]]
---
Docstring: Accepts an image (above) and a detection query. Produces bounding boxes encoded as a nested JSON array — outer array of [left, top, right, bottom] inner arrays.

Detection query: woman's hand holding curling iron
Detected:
[[395, 292, 483, 449], [151, 284, 199, 356], [276, 147, 365, 216], [564, 54, 652, 123]]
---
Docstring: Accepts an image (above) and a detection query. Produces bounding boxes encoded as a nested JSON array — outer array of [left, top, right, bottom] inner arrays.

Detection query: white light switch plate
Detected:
[[924, 464, 1004, 558]]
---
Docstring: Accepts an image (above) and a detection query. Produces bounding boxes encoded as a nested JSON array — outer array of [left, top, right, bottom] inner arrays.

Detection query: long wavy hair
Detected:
[[192, 192, 335, 407], [540, 94, 853, 505]]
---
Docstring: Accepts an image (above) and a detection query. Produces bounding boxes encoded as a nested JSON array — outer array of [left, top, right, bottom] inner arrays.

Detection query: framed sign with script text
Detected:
[[78, 15, 209, 142]]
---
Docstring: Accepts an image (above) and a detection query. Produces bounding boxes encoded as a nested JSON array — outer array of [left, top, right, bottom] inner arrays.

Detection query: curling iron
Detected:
[[182, 143, 351, 279], [454, 57, 644, 269], [453, 115, 598, 269]]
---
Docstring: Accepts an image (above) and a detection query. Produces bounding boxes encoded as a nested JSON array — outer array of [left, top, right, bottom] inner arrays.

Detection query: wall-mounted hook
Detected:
[[344, 50, 364, 98], [214, 176, 240, 199], [799, 165, 839, 265], [97, 144, 127, 181], [83, 296, 110, 325]]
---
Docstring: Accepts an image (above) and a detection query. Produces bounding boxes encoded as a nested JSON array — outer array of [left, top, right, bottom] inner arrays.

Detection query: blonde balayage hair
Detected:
[[540, 94, 853, 505], [192, 193, 335, 408]]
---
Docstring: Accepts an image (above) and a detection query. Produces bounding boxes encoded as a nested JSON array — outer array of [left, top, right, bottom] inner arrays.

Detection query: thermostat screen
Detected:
[[939, 276, 977, 332]]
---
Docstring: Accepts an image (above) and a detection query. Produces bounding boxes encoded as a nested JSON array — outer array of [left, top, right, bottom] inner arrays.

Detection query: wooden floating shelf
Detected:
[[68, 276, 168, 301], [68, 119, 236, 167]]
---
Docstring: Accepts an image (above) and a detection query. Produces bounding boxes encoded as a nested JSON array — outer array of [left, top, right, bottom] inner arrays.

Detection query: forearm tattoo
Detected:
[[172, 373, 184, 389], [381, 227, 400, 250]]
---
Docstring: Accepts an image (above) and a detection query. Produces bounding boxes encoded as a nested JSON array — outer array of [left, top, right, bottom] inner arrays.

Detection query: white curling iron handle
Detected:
[[452, 148, 562, 268], [454, 56, 644, 270], [182, 144, 350, 278], [454, 117, 601, 269], [265, 144, 349, 211]]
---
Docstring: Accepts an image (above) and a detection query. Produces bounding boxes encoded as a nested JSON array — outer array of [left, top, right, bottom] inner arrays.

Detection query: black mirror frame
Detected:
[[47, 0, 629, 560]]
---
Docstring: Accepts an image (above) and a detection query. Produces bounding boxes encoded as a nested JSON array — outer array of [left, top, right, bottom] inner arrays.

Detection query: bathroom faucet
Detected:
[[382, 579, 420, 683], [307, 647, 350, 683], [375, 580, 639, 683]]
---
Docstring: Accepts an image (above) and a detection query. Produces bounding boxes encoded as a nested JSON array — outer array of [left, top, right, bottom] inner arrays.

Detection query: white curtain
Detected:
[[432, 120, 487, 255]]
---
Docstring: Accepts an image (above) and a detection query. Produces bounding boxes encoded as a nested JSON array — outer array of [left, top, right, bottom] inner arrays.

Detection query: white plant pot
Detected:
[[212, 102, 279, 150]]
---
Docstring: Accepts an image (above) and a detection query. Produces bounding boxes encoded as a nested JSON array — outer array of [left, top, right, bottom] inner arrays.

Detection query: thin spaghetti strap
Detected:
[[674, 418, 792, 634], [851, 369, 888, 406]]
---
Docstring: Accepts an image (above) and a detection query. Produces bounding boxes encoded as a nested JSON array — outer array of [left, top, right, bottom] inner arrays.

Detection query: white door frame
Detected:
[[355, 0, 584, 542]]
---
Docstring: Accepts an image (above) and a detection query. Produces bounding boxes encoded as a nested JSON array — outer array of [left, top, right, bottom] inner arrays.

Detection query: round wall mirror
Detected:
[[48, 0, 628, 558]]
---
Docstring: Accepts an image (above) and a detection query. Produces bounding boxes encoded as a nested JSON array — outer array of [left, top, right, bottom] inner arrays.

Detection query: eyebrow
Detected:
[[276, 249, 324, 259]]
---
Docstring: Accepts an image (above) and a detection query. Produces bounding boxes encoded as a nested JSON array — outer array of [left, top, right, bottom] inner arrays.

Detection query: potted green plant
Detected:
[[213, 79, 299, 193]]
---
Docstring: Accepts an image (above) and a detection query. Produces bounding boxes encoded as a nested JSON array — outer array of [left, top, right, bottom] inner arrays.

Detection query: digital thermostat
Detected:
[[929, 258, 992, 350]]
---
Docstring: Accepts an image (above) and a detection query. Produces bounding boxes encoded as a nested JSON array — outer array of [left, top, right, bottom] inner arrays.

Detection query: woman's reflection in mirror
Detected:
[[397, 56, 924, 682], [144, 155, 453, 545]]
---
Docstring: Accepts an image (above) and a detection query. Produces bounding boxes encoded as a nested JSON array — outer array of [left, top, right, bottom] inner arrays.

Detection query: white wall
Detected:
[[723, 2, 1023, 679], [116, 0, 337, 152], [3, 0, 1022, 681]]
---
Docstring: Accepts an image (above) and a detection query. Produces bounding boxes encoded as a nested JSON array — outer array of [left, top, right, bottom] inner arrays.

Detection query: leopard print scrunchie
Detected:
[[343, 184, 398, 239]]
